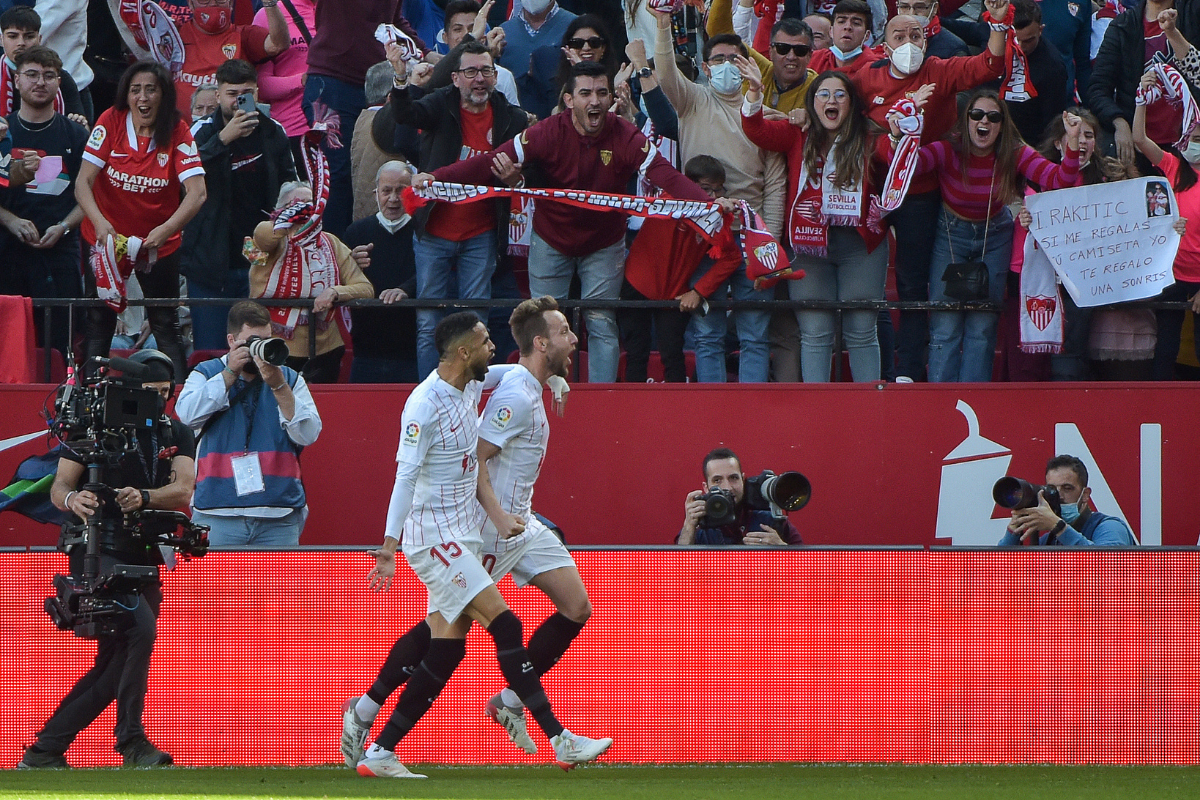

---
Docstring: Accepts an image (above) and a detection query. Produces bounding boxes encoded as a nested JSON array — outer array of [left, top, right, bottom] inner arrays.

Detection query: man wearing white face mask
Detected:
[[653, 9, 786, 383], [999, 455, 1137, 546], [850, 1, 1009, 383]]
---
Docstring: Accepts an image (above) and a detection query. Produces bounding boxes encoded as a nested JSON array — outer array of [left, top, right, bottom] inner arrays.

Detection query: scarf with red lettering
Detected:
[[1018, 232, 1064, 353], [984, 4, 1037, 103], [92, 235, 154, 313], [1, 61, 67, 118], [404, 183, 727, 239], [791, 98, 922, 257], [257, 132, 347, 339]]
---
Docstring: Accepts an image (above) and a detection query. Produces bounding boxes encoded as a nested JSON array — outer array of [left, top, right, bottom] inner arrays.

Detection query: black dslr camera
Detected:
[[700, 470, 812, 528], [993, 476, 1062, 517], [42, 356, 209, 639]]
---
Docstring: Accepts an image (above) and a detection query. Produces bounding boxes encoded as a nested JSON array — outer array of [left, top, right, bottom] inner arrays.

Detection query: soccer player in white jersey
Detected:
[[350, 312, 612, 779], [474, 297, 594, 755]]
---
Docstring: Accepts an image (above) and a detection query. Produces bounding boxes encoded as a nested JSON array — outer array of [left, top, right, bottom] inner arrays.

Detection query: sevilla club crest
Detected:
[[1025, 295, 1057, 331]]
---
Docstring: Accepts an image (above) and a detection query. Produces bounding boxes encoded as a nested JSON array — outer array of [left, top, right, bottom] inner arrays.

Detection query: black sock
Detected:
[[487, 611, 563, 739], [367, 620, 432, 705], [527, 612, 586, 676], [375, 637, 465, 751]]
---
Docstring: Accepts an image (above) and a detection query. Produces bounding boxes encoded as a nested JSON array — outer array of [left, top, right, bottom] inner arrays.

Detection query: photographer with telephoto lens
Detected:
[[997, 454, 1137, 546], [676, 448, 805, 546], [19, 350, 197, 769], [175, 301, 322, 547]]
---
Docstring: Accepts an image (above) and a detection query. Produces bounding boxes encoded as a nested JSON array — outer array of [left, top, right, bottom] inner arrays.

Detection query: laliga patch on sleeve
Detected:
[[87, 125, 107, 150], [491, 405, 514, 430], [402, 421, 420, 447], [176, 141, 198, 157]]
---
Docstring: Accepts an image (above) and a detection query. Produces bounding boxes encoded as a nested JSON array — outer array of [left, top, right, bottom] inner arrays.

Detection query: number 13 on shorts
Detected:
[[430, 541, 464, 567]]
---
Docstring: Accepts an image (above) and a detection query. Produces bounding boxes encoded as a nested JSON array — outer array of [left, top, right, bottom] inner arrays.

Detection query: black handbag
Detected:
[[941, 260, 989, 301], [940, 164, 996, 303]]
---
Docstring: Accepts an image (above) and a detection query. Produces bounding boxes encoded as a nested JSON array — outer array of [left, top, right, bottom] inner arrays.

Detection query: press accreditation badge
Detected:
[[231, 452, 266, 496]]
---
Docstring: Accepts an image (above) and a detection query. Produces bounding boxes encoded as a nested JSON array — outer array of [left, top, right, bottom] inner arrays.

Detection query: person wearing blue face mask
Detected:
[[999, 455, 1138, 546]]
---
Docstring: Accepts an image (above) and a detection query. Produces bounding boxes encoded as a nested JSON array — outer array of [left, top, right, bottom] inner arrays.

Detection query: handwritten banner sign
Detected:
[[1025, 177, 1180, 307]]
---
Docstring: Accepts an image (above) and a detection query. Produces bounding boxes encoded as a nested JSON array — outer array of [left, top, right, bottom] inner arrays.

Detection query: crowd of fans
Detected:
[[2, 0, 1200, 385]]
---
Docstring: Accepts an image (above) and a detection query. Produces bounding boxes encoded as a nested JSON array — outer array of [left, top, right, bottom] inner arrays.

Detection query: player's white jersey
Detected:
[[478, 365, 549, 552], [395, 370, 486, 547]]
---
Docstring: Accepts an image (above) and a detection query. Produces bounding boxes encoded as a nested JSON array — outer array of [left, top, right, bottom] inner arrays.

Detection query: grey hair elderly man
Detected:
[[343, 161, 420, 382]]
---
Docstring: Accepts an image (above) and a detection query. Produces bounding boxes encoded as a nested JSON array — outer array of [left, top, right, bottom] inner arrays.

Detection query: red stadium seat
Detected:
[[618, 351, 697, 382], [188, 349, 227, 370], [32, 348, 67, 384]]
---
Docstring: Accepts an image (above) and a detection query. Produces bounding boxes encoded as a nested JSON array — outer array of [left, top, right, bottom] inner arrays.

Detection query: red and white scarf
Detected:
[[1018, 233, 1064, 353], [984, 4, 1037, 104], [92, 235, 155, 313], [739, 201, 796, 287], [1, 61, 66, 117], [405, 183, 726, 239], [791, 98, 922, 257], [751, 0, 782, 54], [1141, 61, 1200, 148], [257, 133, 348, 339]]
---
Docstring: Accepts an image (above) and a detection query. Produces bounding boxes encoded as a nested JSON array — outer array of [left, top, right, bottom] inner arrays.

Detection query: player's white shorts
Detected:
[[481, 515, 576, 588], [403, 538, 494, 624]]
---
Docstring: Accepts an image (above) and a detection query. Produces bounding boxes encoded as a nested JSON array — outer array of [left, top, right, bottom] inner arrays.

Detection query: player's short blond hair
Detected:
[[509, 296, 560, 356]]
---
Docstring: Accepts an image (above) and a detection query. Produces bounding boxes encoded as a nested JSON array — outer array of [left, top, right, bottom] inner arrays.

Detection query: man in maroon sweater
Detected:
[[416, 61, 715, 383]]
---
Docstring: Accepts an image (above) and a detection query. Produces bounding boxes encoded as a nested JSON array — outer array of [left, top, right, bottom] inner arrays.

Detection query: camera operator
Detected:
[[999, 455, 1137, 546], [677, 448, 803, 546], [20, 350, 196, 769], [175, 300, 322, 547]]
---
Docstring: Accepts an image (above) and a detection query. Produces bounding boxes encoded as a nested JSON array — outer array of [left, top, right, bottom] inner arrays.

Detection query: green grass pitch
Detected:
[[2, 764, 1200, 800]]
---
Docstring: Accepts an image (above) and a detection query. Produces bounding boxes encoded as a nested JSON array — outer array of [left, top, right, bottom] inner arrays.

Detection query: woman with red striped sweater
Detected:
[[890, 89, 1083, 382]]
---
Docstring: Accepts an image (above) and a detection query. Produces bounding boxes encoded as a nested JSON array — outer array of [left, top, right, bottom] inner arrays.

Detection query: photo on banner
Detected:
[[1025, 177, 1182, 307]]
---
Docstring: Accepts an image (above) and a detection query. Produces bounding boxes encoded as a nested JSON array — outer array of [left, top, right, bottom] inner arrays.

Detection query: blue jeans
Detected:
[[188, 268, 249, 351], [413, 230, 497, 378], [193, 507, 308, 548], [927, 207, 1013, 383], [528, 232, 624, 383], [689, 261, 771, 383], [302, 75, 365, 237], [790, 227, 888, 382], [889, 190, 943, 380]]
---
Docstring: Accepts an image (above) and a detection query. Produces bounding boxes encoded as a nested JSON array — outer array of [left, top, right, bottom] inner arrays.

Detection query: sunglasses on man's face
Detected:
[[567, 36, 606, 50], [967, 108, 1003, 123], [771, 42, 812, 57]]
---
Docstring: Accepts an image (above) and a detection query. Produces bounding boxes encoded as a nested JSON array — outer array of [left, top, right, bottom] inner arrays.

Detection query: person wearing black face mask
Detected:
[[19, 349, 197, 769], [998, 454, 1137, 546]]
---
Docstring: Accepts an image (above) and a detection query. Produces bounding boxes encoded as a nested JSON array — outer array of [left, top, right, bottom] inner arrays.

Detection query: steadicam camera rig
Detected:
[[43, 355, 208, 639]]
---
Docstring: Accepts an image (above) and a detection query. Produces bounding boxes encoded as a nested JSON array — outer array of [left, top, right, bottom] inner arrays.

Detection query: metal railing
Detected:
[[28, 295, 1195, 384]]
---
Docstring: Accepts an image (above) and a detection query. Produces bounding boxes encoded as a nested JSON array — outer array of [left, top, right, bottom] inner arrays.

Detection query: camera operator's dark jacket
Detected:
[[180, 107, 297, 290], [684, 506, 803, 546], [62, 416, 196, 567], [388, 82, 528, 248]]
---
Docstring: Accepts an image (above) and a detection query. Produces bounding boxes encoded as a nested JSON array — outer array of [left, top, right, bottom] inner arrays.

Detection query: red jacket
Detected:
[[850, 50, 1003, 194], [741, 107, 890, 253], [624, 217, 743, 300]]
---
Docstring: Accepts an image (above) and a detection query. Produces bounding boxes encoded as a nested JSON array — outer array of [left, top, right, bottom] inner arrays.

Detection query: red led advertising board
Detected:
[[3, 550, 1198, 767]]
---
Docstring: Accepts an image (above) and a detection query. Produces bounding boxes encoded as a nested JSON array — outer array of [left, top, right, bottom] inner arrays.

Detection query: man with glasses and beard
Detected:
[[388, 39, 528, 378]]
